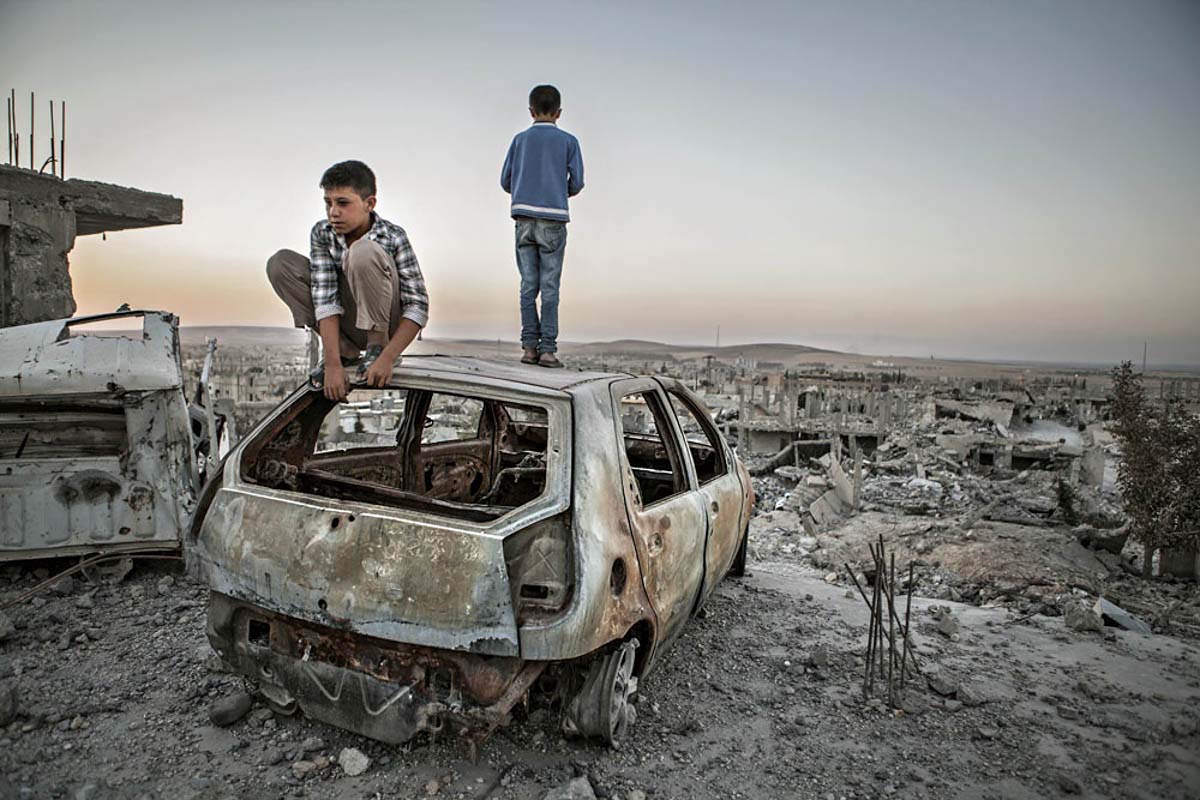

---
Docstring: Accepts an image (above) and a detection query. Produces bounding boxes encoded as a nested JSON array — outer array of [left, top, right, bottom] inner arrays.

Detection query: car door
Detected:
[[407, 391, 494, 503], [657, 379, 746, 603], [610, 378, 708, 648]]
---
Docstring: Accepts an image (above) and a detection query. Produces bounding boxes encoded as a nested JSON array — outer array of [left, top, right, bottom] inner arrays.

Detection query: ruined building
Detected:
[[0, 164, 181, 326]]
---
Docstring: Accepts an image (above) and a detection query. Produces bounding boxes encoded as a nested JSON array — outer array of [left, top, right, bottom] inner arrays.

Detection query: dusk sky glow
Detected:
[[2, 0, 1198, 364]]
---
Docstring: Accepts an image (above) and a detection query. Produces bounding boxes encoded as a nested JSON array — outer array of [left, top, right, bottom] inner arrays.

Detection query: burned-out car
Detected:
[[190, 357, 752, 746]]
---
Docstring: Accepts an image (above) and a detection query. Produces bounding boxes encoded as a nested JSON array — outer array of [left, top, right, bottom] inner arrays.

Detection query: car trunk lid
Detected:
[[192, 486, 520, 657]]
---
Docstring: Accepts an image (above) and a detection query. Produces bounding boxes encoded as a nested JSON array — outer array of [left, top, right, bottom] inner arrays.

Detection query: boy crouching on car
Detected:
[[266, 160, 430, 401]]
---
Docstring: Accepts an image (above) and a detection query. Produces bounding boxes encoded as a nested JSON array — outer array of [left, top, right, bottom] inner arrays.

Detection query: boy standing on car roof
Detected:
[[266, 160, 430, 402], [501, 84, 585, 369]]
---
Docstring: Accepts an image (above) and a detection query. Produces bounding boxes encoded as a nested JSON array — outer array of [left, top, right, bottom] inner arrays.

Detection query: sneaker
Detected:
[[538, 352, 564, 369], [521, 348, 539, 365], [354, 344, 386, 382]]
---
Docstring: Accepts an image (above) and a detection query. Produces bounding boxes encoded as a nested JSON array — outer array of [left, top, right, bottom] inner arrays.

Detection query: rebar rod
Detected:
[[60, 100, 65, 179], [10, 90, 17, 167], [6, 96, 11, 165], [876, 537, 886, 682], [900, 561, 914, 690], [867, 547, 883, 695], [48, 99, 56, 177], [887, 551, 896, 707], [868, 546, 878, 690], [864, 563, 883, 700], [29, 91, 33, 171], [878, 551, 888, 690]]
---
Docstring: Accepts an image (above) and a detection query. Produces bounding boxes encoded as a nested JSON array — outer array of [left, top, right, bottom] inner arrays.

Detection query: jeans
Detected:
[[514, 217, 567, 353]]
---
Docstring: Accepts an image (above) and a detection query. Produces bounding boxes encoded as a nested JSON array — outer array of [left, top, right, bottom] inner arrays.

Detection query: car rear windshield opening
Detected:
[[240, 387, 551, 522]]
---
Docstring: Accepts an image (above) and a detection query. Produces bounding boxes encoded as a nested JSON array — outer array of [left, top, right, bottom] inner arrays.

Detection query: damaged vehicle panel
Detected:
[[191, 356, 753, 746], [0, 310, 198, 560]]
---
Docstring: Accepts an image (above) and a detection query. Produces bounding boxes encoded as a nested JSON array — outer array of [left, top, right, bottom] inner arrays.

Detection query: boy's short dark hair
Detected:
[[320, 160, 376, 199], [529, 85, 561, 116]]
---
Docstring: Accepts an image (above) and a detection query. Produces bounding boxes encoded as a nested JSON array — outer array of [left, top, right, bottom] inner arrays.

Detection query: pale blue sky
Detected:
[[2, 0, 1198, 364]]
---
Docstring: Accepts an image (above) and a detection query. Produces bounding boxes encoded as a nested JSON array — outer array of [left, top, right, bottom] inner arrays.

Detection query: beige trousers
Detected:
[[266, 239, 401, 352]]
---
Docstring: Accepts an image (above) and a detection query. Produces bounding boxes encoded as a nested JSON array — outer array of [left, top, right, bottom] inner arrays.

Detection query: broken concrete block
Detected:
[[1094, 597, 1152, 635], [773, 466, 803, 482], [957, 682, 995, 707], [1064, 602, 1103, 633], [898, 690, 929, 716], [1074, 525, 1129, 556], [927, 674, 959, 697], [934, 615, 960, 639]]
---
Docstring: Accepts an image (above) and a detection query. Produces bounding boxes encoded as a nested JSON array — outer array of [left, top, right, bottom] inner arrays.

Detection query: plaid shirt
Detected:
[[309, 214, 430, 327]]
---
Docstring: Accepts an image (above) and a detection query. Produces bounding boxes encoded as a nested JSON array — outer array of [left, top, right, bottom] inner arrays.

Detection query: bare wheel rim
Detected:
[[606, 642, 637, 741]]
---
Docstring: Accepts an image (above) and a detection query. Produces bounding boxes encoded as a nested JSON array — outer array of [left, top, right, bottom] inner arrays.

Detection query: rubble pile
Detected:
[[744, 387, 1199, 637]]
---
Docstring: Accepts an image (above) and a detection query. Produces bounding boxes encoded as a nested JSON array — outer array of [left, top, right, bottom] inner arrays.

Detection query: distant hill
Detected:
[[175, 327, 1198, 375], [177, 329, 838, 362]]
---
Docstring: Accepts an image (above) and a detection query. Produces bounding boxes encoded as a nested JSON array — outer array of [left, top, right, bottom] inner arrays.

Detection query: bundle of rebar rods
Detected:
[[5, 90, 66, 178], [845, 535, 919, 708]]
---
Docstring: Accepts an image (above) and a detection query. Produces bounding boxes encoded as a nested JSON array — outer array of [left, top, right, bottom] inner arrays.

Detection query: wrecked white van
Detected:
[[0, 310, 198, 561]]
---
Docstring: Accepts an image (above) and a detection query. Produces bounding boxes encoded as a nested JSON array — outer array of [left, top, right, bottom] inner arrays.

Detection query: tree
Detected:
[[1109, 362, 1200, 576]]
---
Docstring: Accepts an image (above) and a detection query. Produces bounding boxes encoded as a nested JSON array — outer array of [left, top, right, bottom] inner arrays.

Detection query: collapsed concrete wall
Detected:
[[0, 165, 182, 327]]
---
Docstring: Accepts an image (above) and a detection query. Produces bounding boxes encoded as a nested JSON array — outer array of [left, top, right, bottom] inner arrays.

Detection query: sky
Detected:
[[2, 0, 1198, 365]]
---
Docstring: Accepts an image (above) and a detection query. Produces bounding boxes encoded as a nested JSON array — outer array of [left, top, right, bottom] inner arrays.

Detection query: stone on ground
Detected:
[[544, 776, 597, 800], [339, 747, 370, 777], [208, 692, 253, 726]]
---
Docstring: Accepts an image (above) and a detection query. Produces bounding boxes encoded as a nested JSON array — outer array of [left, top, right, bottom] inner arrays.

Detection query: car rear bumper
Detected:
[[206, 592, 544, 744]]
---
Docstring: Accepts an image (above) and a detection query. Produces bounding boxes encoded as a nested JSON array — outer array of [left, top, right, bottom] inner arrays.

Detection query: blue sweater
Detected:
[[500, 122, 584, 222]]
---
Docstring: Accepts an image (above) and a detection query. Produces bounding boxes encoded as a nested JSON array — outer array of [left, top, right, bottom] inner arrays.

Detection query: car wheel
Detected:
[[562, 639, 639, 746], [730, 524, 749, 577]]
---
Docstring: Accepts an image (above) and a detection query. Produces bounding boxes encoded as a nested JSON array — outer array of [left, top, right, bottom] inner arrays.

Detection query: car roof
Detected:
[[396, 355, 632, 394]]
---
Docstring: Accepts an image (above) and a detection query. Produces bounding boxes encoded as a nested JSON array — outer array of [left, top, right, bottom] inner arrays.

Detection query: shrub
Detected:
[[1108, 362, 1200, 571]]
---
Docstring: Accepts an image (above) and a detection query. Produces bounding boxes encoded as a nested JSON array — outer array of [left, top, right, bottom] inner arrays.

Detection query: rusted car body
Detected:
[[0, 310, 198, 560], [190, 357, 751, 745]]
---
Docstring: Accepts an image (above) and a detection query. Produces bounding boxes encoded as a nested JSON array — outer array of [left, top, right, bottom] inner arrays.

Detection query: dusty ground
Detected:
[[1, 549, 1198, 800]]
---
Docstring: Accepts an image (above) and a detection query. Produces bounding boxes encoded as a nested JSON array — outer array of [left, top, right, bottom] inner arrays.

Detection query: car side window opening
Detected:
[[667, 391, 728, 484], [619, 390, 688, 507], [314, 389, 407, 454], [242, 387, 550, 521], [422, 395, 484, 444]]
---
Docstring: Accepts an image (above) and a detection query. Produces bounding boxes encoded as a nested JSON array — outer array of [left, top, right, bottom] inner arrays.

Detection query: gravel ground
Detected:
[[0, 556, 1198, 800]]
